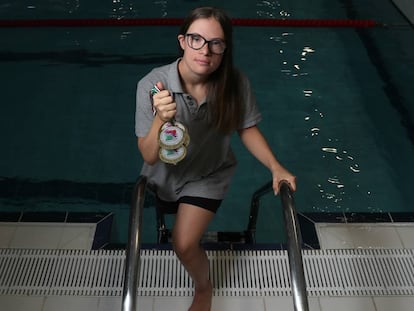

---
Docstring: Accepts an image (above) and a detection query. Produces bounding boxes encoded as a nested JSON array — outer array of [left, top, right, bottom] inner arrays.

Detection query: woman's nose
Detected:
[[199, 42, 211, 55]]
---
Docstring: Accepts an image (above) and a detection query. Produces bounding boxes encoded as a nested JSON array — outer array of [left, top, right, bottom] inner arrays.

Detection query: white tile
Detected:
[[395, 224, 414, 248], [10, 223, 64, 249], [154, 296, 265, 311], [316, 224, 355, 249], [316, 223, 405, 249], [43, 296, 99, 311], [0, 223, 17, 248], [347, 224, 403, 248], [392, 0, 414, 24], [58, 224, 96, 249], [319, 297, 375, 311], [264, 296, 321, 311], [0, 295, 44, 311], [212, 296, 264, 311], [98, 296, 153, 311], [374, 296, 414, 311], [153, 297, 192, 310]]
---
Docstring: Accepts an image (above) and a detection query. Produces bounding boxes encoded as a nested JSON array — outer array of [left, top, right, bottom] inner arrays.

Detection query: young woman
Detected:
[[135, 7, 296, 311]]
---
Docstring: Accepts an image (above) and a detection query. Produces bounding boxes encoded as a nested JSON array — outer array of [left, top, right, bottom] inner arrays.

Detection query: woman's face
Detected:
[[178, 17, 225, 78]]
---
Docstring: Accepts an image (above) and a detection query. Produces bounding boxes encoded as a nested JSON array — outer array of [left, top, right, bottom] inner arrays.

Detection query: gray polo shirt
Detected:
[[135, 58, 261, 201]]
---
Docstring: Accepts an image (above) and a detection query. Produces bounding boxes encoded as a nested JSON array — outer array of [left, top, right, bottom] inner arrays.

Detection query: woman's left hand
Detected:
[[272, 166, 296, 195]]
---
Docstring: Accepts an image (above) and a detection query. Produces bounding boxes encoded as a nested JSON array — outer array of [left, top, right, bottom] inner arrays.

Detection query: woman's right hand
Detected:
[[152, 81, 176, 122]]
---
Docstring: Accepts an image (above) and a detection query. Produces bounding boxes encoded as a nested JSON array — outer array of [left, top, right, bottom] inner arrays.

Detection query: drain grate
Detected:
[[1, 248, 413, 296]]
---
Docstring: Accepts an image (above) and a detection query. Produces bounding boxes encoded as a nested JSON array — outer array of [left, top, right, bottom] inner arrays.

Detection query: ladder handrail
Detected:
[[121, 177, 308, 310], [121, 175, 147, 311], [246, 180, 273, 242], [279, 180, 309, 311], [248, 180, 309, 311]]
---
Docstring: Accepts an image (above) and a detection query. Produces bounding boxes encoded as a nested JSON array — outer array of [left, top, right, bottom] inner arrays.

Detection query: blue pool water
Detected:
[[0, 0, 413, 244]]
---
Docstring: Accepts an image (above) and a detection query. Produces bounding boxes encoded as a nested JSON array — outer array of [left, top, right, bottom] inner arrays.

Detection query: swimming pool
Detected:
[[0, 0, 413, 245]]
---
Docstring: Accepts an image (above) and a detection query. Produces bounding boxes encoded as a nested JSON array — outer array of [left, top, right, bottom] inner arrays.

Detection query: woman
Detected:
[[135, 7, 296, 311]]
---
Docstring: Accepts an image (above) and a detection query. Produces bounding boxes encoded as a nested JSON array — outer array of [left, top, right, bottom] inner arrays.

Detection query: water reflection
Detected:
[[270, 32, 315, 79], [25, 0, 80, 14], [111, 0, 137, 19], [270, 32, 376, 212], [256, 0, 290, 18]]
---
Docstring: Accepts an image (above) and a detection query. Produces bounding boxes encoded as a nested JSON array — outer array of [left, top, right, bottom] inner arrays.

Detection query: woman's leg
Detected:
[[172, 203, 215, 311]]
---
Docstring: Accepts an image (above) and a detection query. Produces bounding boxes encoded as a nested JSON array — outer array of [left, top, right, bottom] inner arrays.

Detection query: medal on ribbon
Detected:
[[150, 85, 189, 164]]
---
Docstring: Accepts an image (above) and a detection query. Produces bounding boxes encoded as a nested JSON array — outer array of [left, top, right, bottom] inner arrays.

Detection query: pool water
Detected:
[[0, 0, 413, 245]]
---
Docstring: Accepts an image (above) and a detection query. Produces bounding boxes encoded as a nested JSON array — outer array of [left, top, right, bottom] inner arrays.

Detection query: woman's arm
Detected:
[[238, 125, 296, 194], [137, 81, 177, 165], [137, 114, 164, 165]]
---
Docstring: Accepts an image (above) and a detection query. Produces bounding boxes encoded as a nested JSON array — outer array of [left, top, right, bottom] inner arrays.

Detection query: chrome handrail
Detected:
[[246, 180, 273, 243], [121, 176, 147, 311], [121, 177, 308, 310], [279, 180, 309, 311], [247, 180, 309, 311]]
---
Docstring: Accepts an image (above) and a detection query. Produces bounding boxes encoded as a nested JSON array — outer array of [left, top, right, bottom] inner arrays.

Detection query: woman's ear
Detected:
[[177, 34, 186, 50]]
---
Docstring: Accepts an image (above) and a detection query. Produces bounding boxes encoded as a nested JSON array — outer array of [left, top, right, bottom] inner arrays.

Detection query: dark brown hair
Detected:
[[179, 7, 245, 134]]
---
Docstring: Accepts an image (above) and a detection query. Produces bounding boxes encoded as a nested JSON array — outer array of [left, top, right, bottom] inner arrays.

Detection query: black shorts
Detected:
[[156, 196, 222, 214]]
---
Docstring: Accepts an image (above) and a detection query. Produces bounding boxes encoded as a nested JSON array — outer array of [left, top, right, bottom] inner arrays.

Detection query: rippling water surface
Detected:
[[1, 0, 413, 243]]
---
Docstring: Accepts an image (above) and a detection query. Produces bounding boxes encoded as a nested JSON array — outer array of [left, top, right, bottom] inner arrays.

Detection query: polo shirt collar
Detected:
[[167, 58, 184, 94], [167, 58, 207, 106]]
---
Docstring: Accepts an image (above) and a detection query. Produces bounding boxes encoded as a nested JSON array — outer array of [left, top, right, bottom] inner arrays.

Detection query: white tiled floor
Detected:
[[392, 0, 414, 24], [316, 223, 414, 249], [2, 295, 414, 311], [1, 222, 414, 311], [0, 222, 96, 249]]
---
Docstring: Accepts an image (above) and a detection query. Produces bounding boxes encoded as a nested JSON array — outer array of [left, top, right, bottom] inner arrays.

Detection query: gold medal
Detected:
[[159, 146, 187, 165], [158, 121, 187, 150], [150, 85, 189, 164]]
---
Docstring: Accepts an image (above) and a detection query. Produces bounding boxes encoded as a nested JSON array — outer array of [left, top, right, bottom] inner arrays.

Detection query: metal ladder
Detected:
[[121, 176, 309, 311]]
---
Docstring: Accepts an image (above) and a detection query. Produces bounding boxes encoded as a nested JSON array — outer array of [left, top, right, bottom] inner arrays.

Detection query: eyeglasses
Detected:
[[185, 33, 226, 55]]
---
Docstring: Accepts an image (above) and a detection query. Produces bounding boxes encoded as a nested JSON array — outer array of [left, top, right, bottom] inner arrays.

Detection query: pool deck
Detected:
[[1, 222, 414, 311], [392, 0, 414, 24]]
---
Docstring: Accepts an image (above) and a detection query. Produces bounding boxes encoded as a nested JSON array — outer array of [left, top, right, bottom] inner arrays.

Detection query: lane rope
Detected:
[[0, 18, 378, 28]]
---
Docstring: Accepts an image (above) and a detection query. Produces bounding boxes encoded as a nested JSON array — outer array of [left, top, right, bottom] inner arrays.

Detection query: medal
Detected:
[[159, 146, 187, 165], [158, 121, 187, 150], [150, 85, 189, 164]]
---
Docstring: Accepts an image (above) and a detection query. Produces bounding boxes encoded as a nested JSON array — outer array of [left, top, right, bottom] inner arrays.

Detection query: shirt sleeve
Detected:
[[135, 72, 158, 137], [239, 72, 262, 129]]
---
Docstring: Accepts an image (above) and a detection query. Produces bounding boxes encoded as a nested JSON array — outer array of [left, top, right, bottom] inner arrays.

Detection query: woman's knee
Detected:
[[172, 233, 200, 260]]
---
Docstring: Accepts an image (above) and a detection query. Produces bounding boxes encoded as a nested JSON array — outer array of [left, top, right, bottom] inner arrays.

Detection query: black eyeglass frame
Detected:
[[185, 33, 226, 55]]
